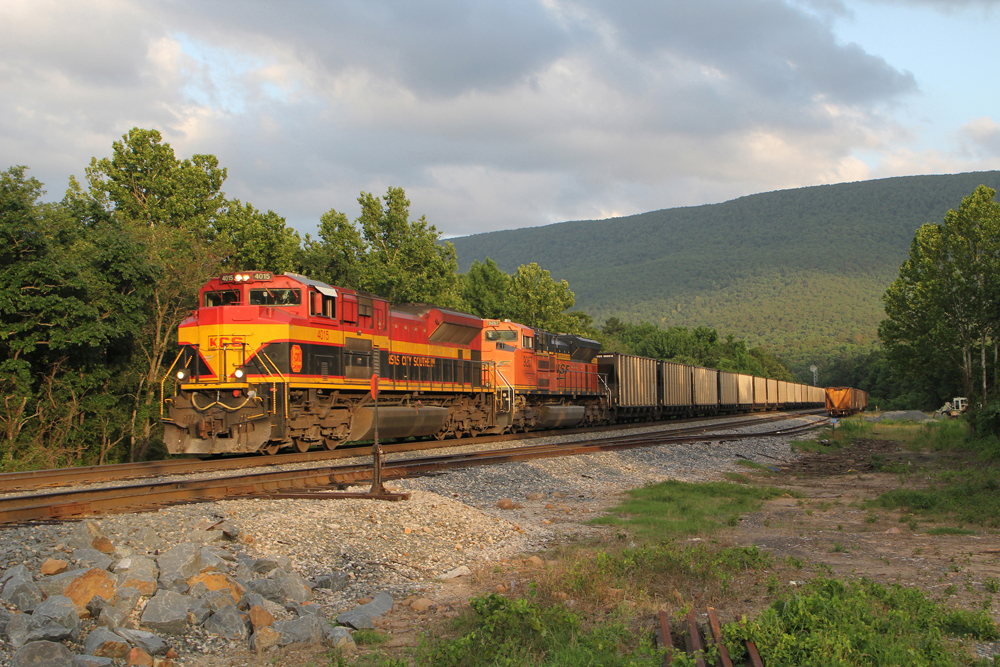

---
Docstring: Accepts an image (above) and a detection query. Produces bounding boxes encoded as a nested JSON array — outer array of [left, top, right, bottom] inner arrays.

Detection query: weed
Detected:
[[724, 578, 999, 666], [762, 518, 771, 527], [786, 556, 804, 570], [737, 459, 771, 472], [723, 472, 749, 483], [837, 524, 843, 531], [986, 578, 999, 594], [817, 501, 832, 511], [352, 628, 388, 646], [830, 542, 848, 553], [944, 584, 958, 596], [591, 480, 784, 542], [908, 519, 919, 531], [865, 511, 879, 524], [927, 527, 977, 536]]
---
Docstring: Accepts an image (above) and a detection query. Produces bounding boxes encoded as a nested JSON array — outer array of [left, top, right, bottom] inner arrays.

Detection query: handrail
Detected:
[[159, 350, 185, 417], [494, 365, 514, 414], [259, 351, 289, 418]]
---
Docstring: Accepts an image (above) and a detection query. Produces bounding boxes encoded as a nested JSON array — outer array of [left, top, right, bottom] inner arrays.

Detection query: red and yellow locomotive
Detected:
[[162, 272, 605, 455]]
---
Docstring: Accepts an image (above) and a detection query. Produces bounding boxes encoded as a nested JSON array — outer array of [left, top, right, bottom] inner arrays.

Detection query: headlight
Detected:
[[176, 370, 186, 380], [234, 368, 244, 379]]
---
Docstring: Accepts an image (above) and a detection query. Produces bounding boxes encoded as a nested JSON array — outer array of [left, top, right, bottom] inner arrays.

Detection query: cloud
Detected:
[[0, 0, 985, 238], [959, 117, 1000, 158]]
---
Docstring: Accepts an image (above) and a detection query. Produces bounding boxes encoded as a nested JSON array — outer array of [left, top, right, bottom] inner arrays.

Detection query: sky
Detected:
[[1, 0, 998, 239]]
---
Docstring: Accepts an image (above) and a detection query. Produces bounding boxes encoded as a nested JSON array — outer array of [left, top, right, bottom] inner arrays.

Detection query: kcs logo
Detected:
[[208, 336, 245, 349]]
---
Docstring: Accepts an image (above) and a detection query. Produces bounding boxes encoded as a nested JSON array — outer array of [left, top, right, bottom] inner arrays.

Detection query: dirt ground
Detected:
[[200, 436, 1000, 665]]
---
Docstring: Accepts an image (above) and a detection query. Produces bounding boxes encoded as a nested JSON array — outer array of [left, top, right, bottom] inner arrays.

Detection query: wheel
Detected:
[[263, 443, 280, 456], [454, 430, 464, 440], [324, 438, 340, 451], [294, 438, 310, 453]]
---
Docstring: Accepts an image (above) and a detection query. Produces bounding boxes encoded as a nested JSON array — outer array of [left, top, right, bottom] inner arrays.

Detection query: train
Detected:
[[824, 386, 869, 417], [160, 271, 864, 456]]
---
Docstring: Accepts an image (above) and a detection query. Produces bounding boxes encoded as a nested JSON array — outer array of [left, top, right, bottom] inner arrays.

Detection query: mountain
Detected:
[[449, 172, 1000, 373]]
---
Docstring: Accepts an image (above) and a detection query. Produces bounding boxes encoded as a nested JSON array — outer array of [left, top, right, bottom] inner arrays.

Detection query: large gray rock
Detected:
[[314, 572, 349, 592], [114, 555, 158, 577], [36, 569, 87, 597], [10, 640, 78, 667], [270, 568, 312, 603], [204, 605, 249, 640], [73, 548, 112, 571], [77, 656, 115, 667], [84, 627, 131, 658], [201, 587, 238, 613], [336, 592, 393, 630], [113, 587, 142, 615], [326, 625, 356, 649], [156, 543, 202, 581], [286, 601, 321, 617], [273, 615, 326, 645], [198, 548, 224, 572], [187, 597, 212, 624], [238, 592, 265, 611], [5, 612, 31, 648], [115, 628, 168, 656], [1, 565, 44, 612], [247, 578, 286, 603], [0, 605, 14, 634], [28, 595, 80, 640], [140, 590, 188, 635], [130, 526, 164, 552], [67, 521, 107, 551]]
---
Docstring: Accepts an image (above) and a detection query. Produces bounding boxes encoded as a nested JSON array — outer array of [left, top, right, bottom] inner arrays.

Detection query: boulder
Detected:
[[73, 548, 113, 571], [39, 559, 69, 576], [114, 587, 143, 615], [273, 615, 326, 645], [0, 605, 13, 634], [314, 572, 349, 592], [201, 588, 239, 613], [5, 612, 31, 648], [186, 597, 211, 625], [203, 605, 248, 640], [326, 625, 355, 649], [440, 565, 472, 580], [156, 544, 202, 581], [1, 565, 44, 612], [251, 625, 281, 653], [186, 572, 244, 605], [269, 569, 312, 603], [140, 590, 188, 635], [115, 628, 168, 656], [198, 548, 224, 573], [36, 569, 87, 598], [64, 568, 118, 615], [285, 601, 321, 617], [77, 656, 115, 667], [125, 647, 153, 666], [129, 527, 163, 553], [217, 523, 240, 540], [68, 521, 108, 551], [10, 641, 79, 667], [249, 604, 274, 630], [336, 592, 393, 630], [238, 592, 265, 611], [247, 578, 285, 604], [251, 557, 280, 575], [29, 595, 80, 639], [97, 606, 126, 630], [117, 571, 157, 597], [85, 627, 131, 659]]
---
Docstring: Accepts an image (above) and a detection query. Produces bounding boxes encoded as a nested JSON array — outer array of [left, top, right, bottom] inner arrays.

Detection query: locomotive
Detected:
[[161, 271, 855, 456]]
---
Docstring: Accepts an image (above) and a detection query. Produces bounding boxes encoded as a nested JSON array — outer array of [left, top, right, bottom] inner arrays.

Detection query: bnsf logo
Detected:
[[208, 336, 245, 349]]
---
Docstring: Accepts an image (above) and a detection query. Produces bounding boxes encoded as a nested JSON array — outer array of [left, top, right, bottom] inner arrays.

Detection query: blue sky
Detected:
[[1, 0, 997, 238]]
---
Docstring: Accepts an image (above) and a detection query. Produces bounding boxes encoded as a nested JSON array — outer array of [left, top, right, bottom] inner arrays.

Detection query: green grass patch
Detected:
[[736, 459, 772, 471], [867, 467, 1000, 528], [352, 628, 388, 646], [723, 472, 749, 483], [410, 593, 664, 667], [591, 480, 785, 542], [724, 578, 999, 667], [926, 527, 977, 536]]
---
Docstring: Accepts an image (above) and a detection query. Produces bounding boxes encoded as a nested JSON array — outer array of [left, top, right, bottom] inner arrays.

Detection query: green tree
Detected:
[[507, 263, 576, 332], [297, 207, 364, 288], [461, 258, 513, 319], [212, 199, 300, 273], [85, 128, 228, 459]]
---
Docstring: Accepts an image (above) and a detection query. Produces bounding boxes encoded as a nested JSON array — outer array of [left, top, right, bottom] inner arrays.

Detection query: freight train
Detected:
[[161, 272, 861, 456]]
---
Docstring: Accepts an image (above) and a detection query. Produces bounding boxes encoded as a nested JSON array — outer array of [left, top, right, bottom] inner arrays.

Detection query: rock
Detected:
[[314, 572, 349, 592], [39, 559, 69, 576], [186, 598, 211, 625], [0, 605, 12, 634], [495, 498, 514, 510], [68, 521, 108, 551], [204, 605, 248, 640], [885, 527, 903, 534], [37, 569, 87, 598], [114, 587, 143, 615], [156, 574, 188, 595], [525, 492, 546, 500], [285, 601, 320, 617], [187, 572, 243, 606], [115, 628, 168, 656], [337, 592, 393, 629], [273, 615, 325, 645], [29, 595, 80, 639], [98, 606, 126, 630], [269, 569, 312, 603], [238, 592, 265, 611], [92, 536, 115, 554], [247, 578, 285, 603], [6, 612, 31, 648], [1, 565, 44, 612], [126, 647, 153, 667], [117, 571, 157, 597], [410, 598, 433, 613], [527, 556, 545, 567], [141, 590, 188, 635], [251, 557, 280, 575], [201, 588, 239, 613], [326, 625, 355, 649], [156, 544, 202, 582], [85, 627, 131, 659], [249, 604, 274, 630], [188, 529, 224, 545], [198, 548, 224, 573], [251, 625, 281, 653], [130, 527, 164, 552], [73, 548, 113, 571], [77, 656, 115, 667], [217, 523, 240, 540], [440, 566, 471, 580], [65, 568, 118, 615], [10, 640, 79, 667]]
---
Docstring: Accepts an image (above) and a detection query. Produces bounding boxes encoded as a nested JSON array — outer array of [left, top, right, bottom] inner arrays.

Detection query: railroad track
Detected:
[[656, 608, 764, 666], [0, 414, 824, 525], [0, 410, 823, 493]]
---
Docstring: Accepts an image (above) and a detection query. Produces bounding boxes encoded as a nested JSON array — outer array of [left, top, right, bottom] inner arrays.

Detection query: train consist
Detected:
[[825, 386, 869, 417], [161, 272, 862, 456]]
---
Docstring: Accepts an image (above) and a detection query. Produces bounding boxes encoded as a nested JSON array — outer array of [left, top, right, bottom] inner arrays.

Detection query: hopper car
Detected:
[[825, 386, 869, 417], [160, 272, 850, 456]]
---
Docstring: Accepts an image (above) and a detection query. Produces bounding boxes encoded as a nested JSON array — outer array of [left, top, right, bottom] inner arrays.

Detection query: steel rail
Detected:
[[0, 415, 824, 525], [0, 410, 823, 493]]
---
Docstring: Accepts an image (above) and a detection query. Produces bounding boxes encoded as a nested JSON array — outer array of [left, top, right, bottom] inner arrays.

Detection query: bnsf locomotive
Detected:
[[161, 271, 857, 456]]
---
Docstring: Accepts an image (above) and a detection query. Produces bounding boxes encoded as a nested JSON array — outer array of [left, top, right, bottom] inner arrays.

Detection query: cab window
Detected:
[[485, 330, 517, 342], [250, 288, 301, 306], [522, 335, 534, 349], [204, 289, 240, 307]]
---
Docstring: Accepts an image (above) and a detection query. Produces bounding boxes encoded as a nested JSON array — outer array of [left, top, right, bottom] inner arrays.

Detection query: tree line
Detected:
[[1, 128, 797, 470]]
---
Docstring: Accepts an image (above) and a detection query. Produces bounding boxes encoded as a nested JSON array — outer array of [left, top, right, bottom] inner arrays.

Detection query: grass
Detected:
[[724, 578, 999, 667], [926, 527, 978, 536], [867, 467, 1000, 528], [589, 480, 785, 542]]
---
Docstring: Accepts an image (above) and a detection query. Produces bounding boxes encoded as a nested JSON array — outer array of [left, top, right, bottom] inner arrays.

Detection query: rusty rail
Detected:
[[0, 415, 825, 524], [657, 608, 761, 666]]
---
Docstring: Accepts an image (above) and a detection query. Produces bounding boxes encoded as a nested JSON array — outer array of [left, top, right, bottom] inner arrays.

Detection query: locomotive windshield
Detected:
[[249, 288, 301, 306], [204, 289, 240, 307], [485, 330, 517, 342]]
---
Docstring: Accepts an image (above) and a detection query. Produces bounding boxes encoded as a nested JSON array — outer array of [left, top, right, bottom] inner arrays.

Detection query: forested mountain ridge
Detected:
[[450, 172, 1000, 373]]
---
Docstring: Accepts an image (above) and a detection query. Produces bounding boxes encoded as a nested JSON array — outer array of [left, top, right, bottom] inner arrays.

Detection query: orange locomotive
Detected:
[[161, 272, 605, 455]]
